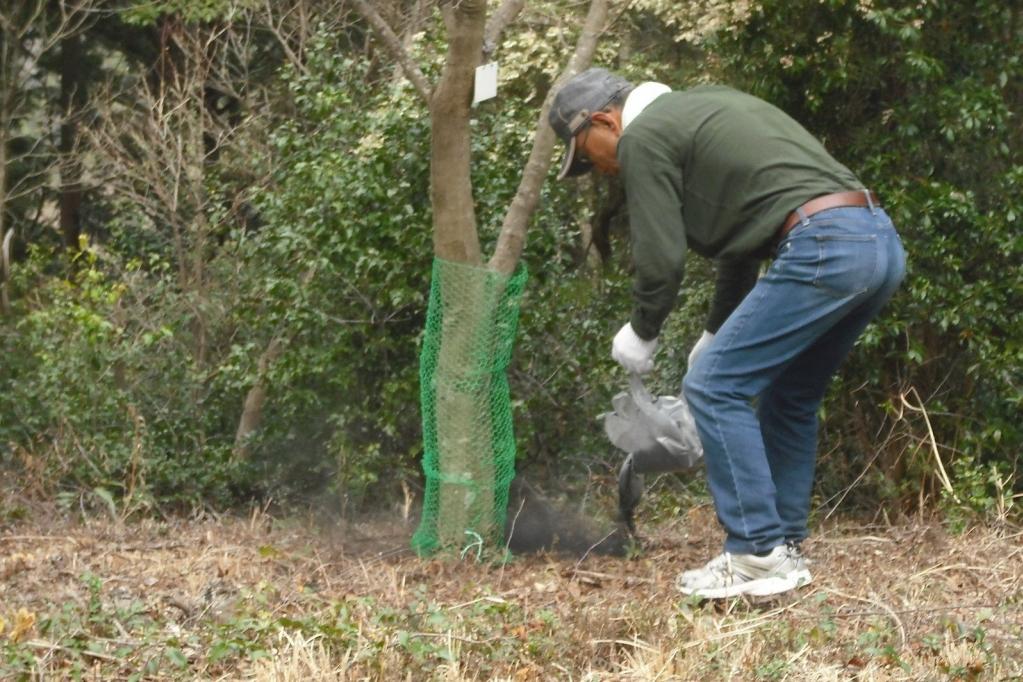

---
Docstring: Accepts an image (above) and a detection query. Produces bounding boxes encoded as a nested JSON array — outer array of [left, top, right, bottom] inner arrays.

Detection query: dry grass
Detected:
[[1, 497, 1021, 680]]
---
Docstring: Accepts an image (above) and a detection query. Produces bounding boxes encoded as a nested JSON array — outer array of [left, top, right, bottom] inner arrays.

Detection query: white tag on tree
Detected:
[[472, 62, 498, 105]]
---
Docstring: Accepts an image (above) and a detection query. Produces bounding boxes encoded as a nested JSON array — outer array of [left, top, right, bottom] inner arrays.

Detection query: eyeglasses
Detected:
[[568, 86, 626, 167], [575, 123, 593, 165]]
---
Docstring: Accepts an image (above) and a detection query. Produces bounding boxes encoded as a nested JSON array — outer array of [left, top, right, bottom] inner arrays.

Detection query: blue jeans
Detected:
[[682, 206, 906, 555]]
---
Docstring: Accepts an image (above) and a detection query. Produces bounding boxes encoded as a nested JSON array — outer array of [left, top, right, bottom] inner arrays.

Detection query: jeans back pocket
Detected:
[[812, 234, 879, 298]]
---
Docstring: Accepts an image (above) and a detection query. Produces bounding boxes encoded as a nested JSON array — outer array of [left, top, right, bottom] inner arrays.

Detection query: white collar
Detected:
[[622, 82, 672, 129]]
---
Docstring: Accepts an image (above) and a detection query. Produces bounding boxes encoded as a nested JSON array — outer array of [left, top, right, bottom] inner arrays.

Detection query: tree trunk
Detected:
[[355, 0, 609, 553], [576, 175, 604, 273], [1, 10, 16, 313], [433, 267, 507, 547], [428, 0, 494, 549], [0, 105, 9, 316], [0, 197, 9, 317], [430, 1, 485, 265], [59, 28, 83, 251], [233, 337, 284, 460], [1, 229, 11, 316]]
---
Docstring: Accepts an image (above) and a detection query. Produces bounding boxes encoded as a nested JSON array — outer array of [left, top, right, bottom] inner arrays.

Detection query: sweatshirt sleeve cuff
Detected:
[[630, 310, 662, 341]]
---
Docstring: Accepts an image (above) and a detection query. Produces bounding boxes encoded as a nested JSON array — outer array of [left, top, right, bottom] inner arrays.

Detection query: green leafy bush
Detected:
[[0, 244, 245, 508], [714, 0, 1022, 516]]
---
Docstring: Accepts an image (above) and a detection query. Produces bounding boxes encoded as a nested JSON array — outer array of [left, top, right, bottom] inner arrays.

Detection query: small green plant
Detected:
[[754, 657, 789, 680], [854, 618, 910, 671], [944, 457, 1019, 532]]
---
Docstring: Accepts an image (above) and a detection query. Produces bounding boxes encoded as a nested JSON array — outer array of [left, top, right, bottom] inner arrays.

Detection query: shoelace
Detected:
[[707, 553, 735, 585], [784, 541, 806, 564]]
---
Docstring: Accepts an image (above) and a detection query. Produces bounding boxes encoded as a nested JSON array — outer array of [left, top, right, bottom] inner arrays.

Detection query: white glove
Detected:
[[687, 330, 715, 368], [612, 322, 658, 375]]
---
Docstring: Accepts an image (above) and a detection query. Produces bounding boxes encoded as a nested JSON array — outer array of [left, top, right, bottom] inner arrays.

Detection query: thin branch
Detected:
[[400, 0, 431, 48], [483, 0, 525, 56], [351, 0, 433, 104], [899, 386, 959, 503], [261, 0, 310, 76]]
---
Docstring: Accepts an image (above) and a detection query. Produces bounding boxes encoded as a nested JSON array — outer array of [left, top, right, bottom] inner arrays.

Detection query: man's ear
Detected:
[[590, 110, 620, 132]]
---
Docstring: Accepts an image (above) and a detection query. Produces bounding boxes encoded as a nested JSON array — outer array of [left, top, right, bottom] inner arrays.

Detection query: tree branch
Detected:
[[489, 0, 609, 273], [351, 0, 433, 104], [261, 0, 309, 76], [483, 0, 524, 56]]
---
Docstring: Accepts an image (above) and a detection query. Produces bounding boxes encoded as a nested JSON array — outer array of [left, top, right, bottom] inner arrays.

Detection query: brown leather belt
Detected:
[[777, 189, 881, 240]]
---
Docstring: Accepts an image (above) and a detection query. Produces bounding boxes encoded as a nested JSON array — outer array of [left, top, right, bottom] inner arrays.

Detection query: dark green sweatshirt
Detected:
[[617, 85, 862, 340]]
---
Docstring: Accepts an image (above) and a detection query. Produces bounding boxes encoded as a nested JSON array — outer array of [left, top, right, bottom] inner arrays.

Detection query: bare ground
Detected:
[[1, 495, 1022, 680]]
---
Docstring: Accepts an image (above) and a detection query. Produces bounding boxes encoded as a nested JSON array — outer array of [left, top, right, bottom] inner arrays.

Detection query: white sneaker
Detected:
[[678, 551, 730, 586], [676, 543, 812, 599]]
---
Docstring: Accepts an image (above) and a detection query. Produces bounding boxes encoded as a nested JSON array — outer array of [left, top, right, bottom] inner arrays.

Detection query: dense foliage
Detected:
[[0, 0, 1018, 522], [712, 0, 1022, 516]]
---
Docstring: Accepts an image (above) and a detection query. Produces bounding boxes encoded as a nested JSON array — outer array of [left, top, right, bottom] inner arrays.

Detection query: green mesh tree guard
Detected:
[[412, 257, 528, 556]]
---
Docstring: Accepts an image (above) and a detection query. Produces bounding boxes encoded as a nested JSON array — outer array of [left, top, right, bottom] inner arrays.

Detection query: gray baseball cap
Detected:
[[549, 68, 632, 180]]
